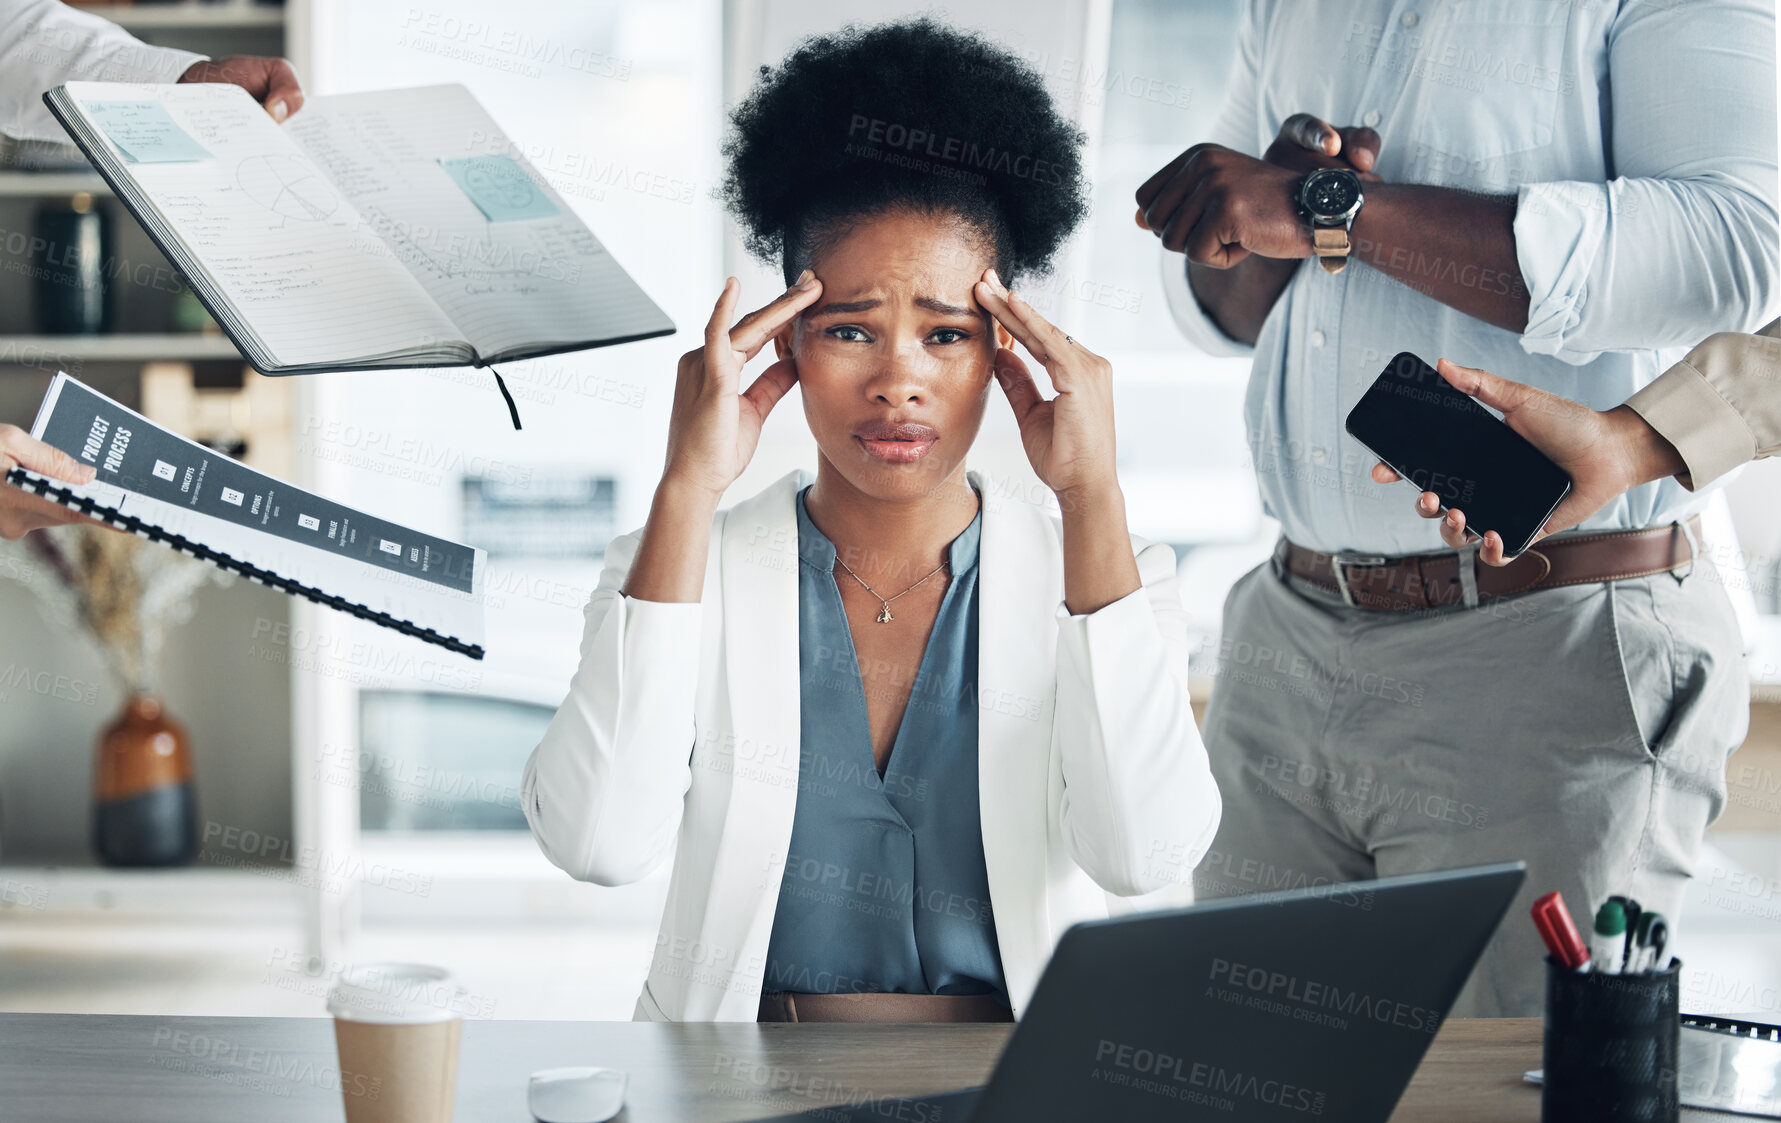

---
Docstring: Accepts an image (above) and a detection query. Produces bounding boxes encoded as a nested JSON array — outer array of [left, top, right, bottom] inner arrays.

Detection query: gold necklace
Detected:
[[833, 554, 948, 623]]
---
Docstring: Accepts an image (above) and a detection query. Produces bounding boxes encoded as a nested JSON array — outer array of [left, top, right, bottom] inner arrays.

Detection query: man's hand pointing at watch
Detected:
[[1137, 109, 1529, 336], [1134, 113, 1380, 266], [1264, 113, 1383, 180]]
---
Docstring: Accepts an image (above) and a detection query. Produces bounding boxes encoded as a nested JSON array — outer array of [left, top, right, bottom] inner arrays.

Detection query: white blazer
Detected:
[[521, 469, 1221, 1021]]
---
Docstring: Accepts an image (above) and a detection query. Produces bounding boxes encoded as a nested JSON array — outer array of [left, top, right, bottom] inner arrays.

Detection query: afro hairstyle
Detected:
[[720, 18, 1089, 287]]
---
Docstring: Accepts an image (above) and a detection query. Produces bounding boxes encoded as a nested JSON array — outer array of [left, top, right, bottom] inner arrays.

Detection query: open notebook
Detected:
[[9, 373, 486, 659], [44, 82, 674, 380]]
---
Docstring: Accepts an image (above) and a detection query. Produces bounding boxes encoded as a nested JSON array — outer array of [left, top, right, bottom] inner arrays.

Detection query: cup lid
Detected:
[[327, 962, 466, 1024]]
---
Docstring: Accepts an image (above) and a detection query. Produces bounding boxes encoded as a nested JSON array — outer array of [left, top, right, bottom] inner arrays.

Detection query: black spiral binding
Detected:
[[1681, 1014, 1781, 1041], [6, 467, 484, 661]]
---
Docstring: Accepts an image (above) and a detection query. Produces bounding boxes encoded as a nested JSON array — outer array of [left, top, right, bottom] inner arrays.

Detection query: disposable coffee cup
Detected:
[[328, 962, 466, 1123]]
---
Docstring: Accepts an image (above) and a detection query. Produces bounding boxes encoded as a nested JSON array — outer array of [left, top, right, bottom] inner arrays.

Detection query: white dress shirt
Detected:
[[1161, 0, 1779, 555], [0, 0, 203, 143], [521, 470, 1223, 1021]]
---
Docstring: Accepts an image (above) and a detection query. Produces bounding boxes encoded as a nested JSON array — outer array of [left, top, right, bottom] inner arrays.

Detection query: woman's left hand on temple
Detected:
[[972, 268, 1120, 505]]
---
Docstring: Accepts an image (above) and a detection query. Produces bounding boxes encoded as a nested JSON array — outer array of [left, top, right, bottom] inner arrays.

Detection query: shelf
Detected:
[[0, 864, 302, 921], [0, 172, 108, 198], [0, 334, 241, 364], [78, 3, 288, 32]]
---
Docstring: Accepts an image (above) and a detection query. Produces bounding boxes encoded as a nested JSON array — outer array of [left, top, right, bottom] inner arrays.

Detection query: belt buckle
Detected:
[[1330, 552, 1388, 607], [1671, 518, 1700, 583]]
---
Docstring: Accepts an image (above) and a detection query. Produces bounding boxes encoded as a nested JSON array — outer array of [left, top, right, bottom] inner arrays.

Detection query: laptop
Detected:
[[748, 862, 1526, 1122]]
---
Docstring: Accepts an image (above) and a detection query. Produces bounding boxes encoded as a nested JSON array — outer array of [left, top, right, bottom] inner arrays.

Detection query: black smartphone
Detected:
[[1344, 352, 1572, 557]]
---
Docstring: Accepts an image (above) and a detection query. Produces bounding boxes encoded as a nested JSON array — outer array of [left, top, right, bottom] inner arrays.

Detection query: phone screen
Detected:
[[1344, 353, 1573, 556]]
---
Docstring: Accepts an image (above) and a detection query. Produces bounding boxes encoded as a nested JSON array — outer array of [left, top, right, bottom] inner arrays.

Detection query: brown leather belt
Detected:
[[1277, 517, 1700, 612], [757, 991, 1013, 1023]]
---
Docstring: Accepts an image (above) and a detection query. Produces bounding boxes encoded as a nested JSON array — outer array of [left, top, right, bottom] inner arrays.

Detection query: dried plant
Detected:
[[11, 525, 230, 693]]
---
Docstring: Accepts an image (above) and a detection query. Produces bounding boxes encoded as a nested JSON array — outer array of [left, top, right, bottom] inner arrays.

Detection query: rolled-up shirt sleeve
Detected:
[[1157, 0, 1262, 359], [0, 0, 204, 143], [1514, 0, 1779, 364]]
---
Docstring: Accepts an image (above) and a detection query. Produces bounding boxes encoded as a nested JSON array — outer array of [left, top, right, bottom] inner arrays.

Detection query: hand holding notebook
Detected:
[[44, 82, 674, 383]]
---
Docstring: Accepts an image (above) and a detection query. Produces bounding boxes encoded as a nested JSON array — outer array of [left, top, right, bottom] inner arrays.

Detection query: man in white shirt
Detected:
[[1138, 0, 1777, 1015], [0, 0, 304, 537], [1, 0, 302, 140]]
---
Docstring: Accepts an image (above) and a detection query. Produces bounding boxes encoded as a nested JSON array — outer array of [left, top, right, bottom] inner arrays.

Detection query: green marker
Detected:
[[1591, 901, 1627, 974]]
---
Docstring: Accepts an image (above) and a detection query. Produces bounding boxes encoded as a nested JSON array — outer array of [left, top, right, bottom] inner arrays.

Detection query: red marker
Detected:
[[1531, 891, 1591, 971]]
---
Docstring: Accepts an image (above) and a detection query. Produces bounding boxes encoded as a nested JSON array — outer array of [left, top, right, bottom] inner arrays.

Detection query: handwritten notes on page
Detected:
[[64, 82, 465, 370], [88, 100, 212, 163], [287, 84, 671, 361]]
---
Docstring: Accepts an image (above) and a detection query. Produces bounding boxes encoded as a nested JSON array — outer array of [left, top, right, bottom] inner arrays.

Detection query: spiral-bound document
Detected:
[[7, 373, 486, 659]]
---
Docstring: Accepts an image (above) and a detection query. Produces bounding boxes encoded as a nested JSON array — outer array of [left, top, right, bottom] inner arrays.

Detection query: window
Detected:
[[355, 691, 550, 831]]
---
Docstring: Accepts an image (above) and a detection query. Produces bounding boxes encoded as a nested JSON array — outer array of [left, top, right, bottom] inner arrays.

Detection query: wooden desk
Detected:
[[0, 1014, 1719, 1121]]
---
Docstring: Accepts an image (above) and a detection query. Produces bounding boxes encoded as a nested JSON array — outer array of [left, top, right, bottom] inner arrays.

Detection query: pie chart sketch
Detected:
[[237, 155, 338, 223]]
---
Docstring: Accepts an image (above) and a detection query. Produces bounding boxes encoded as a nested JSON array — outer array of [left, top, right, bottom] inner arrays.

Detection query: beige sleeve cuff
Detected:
[[1624, 361, 1758, 490]]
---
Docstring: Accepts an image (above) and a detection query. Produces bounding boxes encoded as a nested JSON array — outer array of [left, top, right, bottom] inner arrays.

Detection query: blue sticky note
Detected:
[[87, 101, 212, 163], [438, 155, 559, 223]]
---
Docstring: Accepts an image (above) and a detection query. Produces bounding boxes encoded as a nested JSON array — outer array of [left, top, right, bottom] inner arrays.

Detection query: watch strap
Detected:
[[1312, 224, 1351, 274]]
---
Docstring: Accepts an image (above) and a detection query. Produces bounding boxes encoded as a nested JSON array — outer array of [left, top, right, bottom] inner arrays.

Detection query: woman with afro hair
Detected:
[[522, 18, 1221, 1023]]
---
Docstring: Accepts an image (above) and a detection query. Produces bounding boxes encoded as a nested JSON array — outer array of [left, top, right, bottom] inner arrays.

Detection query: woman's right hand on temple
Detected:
[[661, 272, 823, 500]]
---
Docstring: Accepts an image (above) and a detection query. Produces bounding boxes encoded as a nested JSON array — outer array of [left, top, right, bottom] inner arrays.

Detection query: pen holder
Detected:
[[1542, 955, 1680, 1123]]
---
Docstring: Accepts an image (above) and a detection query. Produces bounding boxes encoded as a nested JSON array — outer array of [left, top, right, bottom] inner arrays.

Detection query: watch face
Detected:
[[1303, 170, 1360, 218]]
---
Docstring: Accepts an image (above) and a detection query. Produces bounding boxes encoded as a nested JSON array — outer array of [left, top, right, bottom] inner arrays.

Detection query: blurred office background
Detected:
[[0, 0, 1777, 1022]]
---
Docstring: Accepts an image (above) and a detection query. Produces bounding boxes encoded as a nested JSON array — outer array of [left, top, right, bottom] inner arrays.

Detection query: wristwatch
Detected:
[[1297, 167, 1364, 274]]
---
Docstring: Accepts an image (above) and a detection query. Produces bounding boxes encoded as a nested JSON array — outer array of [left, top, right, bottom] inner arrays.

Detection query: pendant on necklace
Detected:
[[876, 605, 894, 623]]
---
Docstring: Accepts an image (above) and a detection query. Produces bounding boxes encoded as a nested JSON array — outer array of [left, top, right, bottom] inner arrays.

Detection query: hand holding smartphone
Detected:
[[1345, 353, 1573, 557]]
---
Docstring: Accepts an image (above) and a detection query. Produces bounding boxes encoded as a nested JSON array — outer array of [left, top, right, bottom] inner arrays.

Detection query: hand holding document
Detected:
[[5, 374, 487, 658], [0, 423, 100, 539], [43, 81, 673, 378], [175, 55, 305, 123]]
